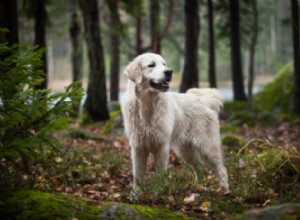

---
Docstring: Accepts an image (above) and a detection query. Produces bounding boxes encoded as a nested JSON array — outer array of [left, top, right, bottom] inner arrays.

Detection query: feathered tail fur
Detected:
[[186, 88, 223, 114]]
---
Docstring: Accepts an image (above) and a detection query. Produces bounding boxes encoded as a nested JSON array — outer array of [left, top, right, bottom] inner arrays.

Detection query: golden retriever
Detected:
[[121, 53, 228, 199]]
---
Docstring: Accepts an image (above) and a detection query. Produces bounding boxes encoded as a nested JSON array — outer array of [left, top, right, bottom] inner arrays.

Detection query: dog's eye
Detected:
[[148, 63, 155, 68], [163, 63, 166, 66]]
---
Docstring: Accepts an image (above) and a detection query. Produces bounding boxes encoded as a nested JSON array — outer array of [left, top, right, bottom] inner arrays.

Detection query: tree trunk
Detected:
[[179, 0, 200, 93], [150, 0, 161, 53], [109, 0, 120, 101], [109, 32, 120, 101], [0, 0, 18, 102], [291, 0, 300, 115], [207, 0, 217, 88], [34, 0, 47, 90], [248, 0, 258, 101], [70, 0, 83, 115], [79, 0, 109, 121], [229, 0, 247, 101], [136, 8, 143, 55], [0, 0, 18, 45]]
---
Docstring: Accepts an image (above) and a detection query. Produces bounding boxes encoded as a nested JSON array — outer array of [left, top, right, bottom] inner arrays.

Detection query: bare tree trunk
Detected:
[[207, 0, 217, 88], [291, 0, 300, 115], [229, 0, 247, 101], [106, 0, 121, 101], [0, 0, 18, 45], [109, 0, 120, 101], [248, 0, 258, 101], [109, 34, 120, 101], [136, 7, 143, 55], [34, 0, 47, 89], [0, 0, 18, 102], [179, 0, 200, 93], [79, 0, 109, 121], [70, 0, 83, 115], [150, 0, 161, 53]]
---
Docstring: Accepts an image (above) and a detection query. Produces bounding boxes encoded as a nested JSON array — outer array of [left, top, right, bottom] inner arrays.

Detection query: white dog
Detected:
[[121, 53, 228, 198]]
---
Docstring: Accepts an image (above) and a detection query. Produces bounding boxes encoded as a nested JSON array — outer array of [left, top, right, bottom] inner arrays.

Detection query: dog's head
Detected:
[[124, 53, 173, 92]]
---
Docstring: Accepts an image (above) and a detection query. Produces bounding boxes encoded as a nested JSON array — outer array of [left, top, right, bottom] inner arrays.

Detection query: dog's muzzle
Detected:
[[150, 69, 173, 92]]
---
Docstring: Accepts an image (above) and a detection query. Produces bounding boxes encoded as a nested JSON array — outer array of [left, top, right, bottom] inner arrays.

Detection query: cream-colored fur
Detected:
[[121, 53, 228, 199]]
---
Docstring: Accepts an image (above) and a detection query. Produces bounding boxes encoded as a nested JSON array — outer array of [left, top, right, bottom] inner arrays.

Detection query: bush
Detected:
[[222, 133, 247, 149], [103, 101, 123, 134], [0, 43, 83, 162], [238, 139, 300, 188], [253, 63, 293, 114]]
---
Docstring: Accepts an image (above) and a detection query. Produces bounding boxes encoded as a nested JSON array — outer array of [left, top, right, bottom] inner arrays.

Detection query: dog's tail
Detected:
[[187, 88, 223, 113]]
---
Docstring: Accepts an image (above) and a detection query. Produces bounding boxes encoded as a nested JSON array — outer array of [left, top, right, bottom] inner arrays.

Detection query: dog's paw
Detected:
[[128, 188, 141, 202], [216, 187, 231, 195]]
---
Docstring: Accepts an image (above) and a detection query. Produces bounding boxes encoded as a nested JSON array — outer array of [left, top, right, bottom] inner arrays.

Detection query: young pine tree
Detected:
[[0, 43, 83, 162]]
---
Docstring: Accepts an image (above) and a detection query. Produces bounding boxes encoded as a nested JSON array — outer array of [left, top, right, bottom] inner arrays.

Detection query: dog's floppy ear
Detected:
[[124, 59, 143, 84]]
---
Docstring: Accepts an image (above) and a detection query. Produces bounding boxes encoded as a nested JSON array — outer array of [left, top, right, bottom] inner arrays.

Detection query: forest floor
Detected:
[[1, 108, 300, 219]]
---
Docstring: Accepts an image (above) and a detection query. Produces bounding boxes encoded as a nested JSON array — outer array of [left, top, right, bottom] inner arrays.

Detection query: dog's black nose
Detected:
[[164, 69, 173, 78]]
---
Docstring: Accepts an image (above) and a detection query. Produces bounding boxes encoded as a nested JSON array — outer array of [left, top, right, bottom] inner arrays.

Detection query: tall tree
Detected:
[[247, 0, 258, 101], [150, 0, 161, 53], [70, 0, 83, 115], [33, 0, 47, 89], [107, 0, 121, 101], [79, 0, 109, 121], [229, 0, 247, 101], [179, 0, 200, 93], [0, 0, 18, 45], [136, 10, 143, 55], [0, 0, 18, 103], [207, 0, 217, 88], [291, 0, 300, 115]]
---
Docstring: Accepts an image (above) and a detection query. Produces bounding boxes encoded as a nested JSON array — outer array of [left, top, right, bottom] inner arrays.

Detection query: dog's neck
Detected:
[[127, 81, 163, 120]]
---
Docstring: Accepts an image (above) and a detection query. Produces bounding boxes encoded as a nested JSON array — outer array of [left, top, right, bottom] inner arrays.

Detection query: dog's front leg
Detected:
[[129, 146, 149, 201], [151, 146, 169, 194], [153, 146, 169, 172]]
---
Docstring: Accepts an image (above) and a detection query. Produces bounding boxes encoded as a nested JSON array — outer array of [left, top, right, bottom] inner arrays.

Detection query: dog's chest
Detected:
[[125, 100, 170, 144]]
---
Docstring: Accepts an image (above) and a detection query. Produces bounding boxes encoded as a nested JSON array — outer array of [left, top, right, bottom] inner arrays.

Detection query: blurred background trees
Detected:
[[2, 0, 300, 119], [179, 0, 200, 93]]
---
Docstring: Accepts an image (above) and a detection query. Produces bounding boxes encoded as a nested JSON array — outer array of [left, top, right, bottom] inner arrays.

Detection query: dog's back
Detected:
[[186, 88, 223, 114]]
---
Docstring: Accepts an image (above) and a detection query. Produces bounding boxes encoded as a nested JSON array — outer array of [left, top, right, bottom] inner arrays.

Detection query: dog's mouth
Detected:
[[150, 81, 170, 92]]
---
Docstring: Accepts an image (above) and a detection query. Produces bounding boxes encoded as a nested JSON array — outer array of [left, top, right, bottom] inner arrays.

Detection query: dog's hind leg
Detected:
[[175, 146, 204, 184], [197, 144, 229, 190]]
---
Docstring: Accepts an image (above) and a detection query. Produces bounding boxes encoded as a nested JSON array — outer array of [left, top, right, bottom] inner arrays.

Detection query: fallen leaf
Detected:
[[239, 158, 247, 168], [262, 199, 271, 207], [65, 187, 73, 193], [183, 193, 199, 204], [199, 201, 211, 212], [22, 175, 29, 180], [54, 157, 63, 164], [113, 193, 120, 199]]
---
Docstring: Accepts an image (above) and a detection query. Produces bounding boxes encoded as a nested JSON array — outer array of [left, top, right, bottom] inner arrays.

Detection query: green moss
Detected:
[[0, 190, 75, 219], [79, 110, 95, 126], [103, 109, 122, 134], [223, 101, 249, 112], [0, 190, 191, 220], [228, 111, 256, 126], [103, 102, 123, 134], [253, 63, 293, 114], [222, 133, 247, 149], [221, 124, 238, 133], [68, 128, 105, 141]]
